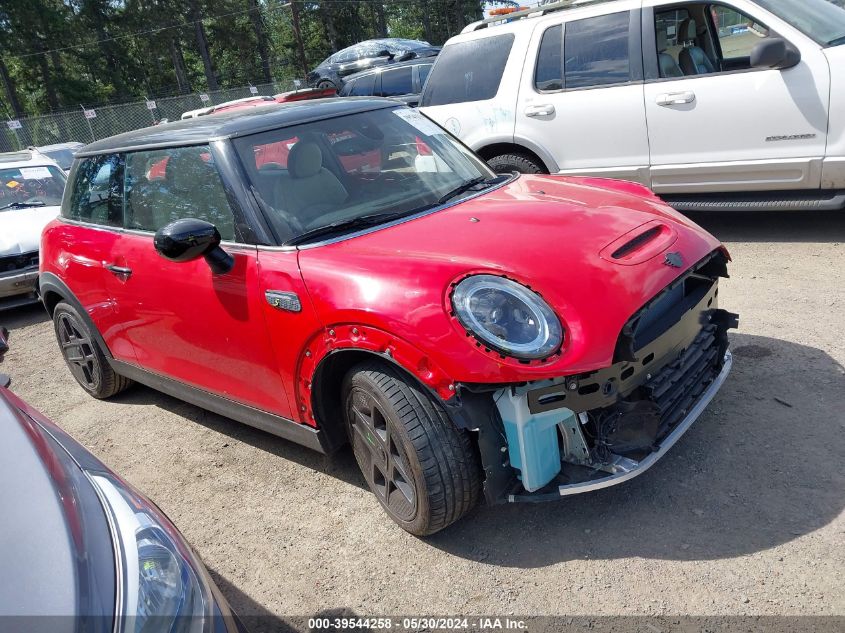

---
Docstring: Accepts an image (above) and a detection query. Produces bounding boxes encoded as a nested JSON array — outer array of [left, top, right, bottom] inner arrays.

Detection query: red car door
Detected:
[[105, 145, 293, 417], [43, 153, 138, 363]]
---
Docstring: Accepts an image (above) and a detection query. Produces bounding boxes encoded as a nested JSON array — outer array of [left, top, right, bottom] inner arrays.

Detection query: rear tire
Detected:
[[487, 152, 545, 175], [343, 361, 481, 536], [52, 302, 132, 399], [316, 79, 336, 91]]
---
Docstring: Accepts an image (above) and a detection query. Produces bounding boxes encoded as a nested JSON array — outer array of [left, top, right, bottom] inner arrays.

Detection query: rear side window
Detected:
[[564, 12, 631, 89], [420, 34, 514, 106], [380, 67, 413, 96], [349, 74, 376, 96], [65, 154, 124, 227], [535, 25, 563, 91], [123, 145, 237, 241]]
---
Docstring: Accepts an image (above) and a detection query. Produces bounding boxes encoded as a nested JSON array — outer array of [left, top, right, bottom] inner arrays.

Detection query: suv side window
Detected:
[[564, 12, 631, 89], [380, 67, 413, 96], [349, 74, 376, 96], [711, 4, 770, 62], [419, 34, 514, 107], [124, 145, 238, 241], [535, 24, 563, 91], [65, 154, 124, 227]]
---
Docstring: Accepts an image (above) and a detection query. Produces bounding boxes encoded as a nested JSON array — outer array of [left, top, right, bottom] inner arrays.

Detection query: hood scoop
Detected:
[[600, 220, 678, 266]]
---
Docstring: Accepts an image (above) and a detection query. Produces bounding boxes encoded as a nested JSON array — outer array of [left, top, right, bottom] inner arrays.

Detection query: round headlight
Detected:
[[451, 275, 563, 360]]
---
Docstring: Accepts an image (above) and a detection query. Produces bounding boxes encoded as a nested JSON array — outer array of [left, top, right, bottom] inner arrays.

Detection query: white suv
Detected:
[[419, 0, 845, 211], [0, 150, 65, 309]]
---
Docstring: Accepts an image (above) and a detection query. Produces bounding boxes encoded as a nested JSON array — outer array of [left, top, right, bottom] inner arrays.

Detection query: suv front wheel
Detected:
[[343, 361, 481, 536], [487, 152, 545, 175]]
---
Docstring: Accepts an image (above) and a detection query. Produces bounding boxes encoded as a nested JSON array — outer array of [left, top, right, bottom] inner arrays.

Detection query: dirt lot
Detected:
[[3, 211, 844, 629]]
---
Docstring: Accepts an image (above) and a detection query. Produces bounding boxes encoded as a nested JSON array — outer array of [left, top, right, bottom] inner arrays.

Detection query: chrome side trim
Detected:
[[507, 350, 733, 502]]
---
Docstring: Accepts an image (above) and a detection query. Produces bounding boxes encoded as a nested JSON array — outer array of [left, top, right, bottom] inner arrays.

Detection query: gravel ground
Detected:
[[3, 211, 844, 630]]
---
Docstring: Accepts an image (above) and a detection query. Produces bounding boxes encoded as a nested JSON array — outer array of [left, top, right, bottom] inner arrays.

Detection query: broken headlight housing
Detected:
[[451, 275, 562, 360]]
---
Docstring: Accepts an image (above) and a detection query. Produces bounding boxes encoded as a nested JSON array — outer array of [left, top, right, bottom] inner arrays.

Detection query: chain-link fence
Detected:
[[1, 80, 299, 153]]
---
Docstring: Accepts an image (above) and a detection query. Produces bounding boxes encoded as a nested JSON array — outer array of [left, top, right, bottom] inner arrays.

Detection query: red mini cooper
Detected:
[[41, 99, 737, 535]]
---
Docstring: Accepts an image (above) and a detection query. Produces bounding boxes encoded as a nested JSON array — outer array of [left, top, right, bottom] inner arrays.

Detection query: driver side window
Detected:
[[123, 146, 238, 241], [654, 3, 771, 78]]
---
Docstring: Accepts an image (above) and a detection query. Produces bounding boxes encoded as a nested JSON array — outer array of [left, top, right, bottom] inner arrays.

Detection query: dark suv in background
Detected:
[[338, 58, 435, 105], [307, 38, 440, 90]]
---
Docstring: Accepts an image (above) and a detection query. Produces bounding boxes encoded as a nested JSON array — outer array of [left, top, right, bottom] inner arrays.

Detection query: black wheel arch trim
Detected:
[[39, 272, 115, 361], [311, 347, 514, 504]]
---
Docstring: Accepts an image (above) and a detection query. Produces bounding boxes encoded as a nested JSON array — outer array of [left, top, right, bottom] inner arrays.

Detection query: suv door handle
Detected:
[[525, 104, 555, 117], [105, 264, 132, 277], [656, 91, 696, 106]]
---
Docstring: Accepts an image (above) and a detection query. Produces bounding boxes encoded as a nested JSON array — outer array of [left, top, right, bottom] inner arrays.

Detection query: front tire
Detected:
[[487, 152, 545, 175], [343, 361, 481, 536], [52, 301, 132, 399]]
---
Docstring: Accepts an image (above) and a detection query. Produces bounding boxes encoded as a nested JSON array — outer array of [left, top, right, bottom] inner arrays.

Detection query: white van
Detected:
[[420, 0, 845, 211]]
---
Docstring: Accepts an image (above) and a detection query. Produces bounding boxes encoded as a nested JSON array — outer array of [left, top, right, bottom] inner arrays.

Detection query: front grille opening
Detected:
[[538, 392, 567, 406], [578, 383, 600, 395], [0, 252, 38, 273], [621, 366, 635, 381], [642, 352, 655, 366], [611, 226, 663, 259]]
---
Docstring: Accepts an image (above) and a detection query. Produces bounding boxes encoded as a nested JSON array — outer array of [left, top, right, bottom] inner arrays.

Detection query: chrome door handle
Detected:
[[525, 104, 555, 117], [656, 91, 696, 106], [105, 264, 132, 277]]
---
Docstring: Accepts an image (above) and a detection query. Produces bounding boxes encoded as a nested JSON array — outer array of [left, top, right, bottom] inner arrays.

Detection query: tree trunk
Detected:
[[0, 57, 24, 119], [169, 37, 192, 93], [373, 2, 387, 38], [421, 1, 433, 43], [34, 41, 60, 111], [188, 0, 219, 90], [289, 1, 309, 79], [247, 0, 272, 84], [320, 2, 339, 52]]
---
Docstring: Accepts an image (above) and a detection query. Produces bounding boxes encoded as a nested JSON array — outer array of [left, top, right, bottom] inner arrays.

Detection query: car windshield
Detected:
[[755, 0, 845, 47], [42, 148, 77, 171], [232, 106, 497, 245], [0, 165, 66, 209]]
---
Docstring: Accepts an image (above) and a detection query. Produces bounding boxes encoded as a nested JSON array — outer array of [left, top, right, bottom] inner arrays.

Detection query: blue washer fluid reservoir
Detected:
[[494, 388, 566, 492]]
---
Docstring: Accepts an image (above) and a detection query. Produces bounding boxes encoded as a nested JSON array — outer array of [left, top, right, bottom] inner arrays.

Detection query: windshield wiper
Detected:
[[827, 35, 845, 46], [284, 211, 413, 246], [0, 200, 46, 211], [437, 177, 488, 205]]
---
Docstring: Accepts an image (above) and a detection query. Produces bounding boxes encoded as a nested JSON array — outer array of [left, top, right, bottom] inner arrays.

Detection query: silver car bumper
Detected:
[[508, 350, 733, 502], [0, 267, 39, 307]]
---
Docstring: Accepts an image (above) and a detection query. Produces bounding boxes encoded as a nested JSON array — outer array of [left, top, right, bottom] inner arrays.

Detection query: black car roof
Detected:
[[76, 98, 397, 157]]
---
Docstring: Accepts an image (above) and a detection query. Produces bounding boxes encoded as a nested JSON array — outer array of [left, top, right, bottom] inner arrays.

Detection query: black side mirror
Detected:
[[750, 37, 801, 70], [154, 218, 234, 274]]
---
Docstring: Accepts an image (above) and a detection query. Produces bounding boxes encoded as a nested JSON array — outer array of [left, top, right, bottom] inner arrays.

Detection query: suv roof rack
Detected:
[[462, 0, 616, 33]]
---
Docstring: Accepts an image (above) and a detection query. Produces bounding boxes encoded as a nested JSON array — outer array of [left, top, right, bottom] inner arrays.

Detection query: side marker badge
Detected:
[[265, 290, 302, 312]]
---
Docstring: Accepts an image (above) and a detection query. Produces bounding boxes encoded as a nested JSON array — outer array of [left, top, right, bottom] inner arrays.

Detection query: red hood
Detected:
[[298, 175, 722, 382]]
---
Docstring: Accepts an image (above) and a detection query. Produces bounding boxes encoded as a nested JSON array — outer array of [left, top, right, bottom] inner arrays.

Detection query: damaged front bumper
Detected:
[[449, 250, 738, 505], [508, 349, 732, 502]]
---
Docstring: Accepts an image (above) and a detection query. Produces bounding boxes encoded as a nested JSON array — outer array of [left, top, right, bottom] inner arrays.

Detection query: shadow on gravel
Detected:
[[109, 385, 367, 491], [686, 210, 845, 243], [210, 568, 370, 633], [427, 333, 845, 566], [2, 302, 48, 330]]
